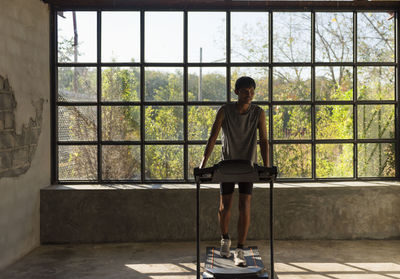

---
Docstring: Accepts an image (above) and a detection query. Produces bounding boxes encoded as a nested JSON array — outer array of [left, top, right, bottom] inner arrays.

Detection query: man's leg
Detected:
[[219, 193, 234, 235], [219, 183, 234, 258], [237, 193, 252, 246]]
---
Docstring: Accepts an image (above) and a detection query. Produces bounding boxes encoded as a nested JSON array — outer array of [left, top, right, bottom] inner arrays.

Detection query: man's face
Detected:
[[235, 86, 255, 104]]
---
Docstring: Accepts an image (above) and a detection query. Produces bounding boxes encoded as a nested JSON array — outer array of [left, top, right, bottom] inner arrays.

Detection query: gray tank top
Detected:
[[221, 102, 262, 163]]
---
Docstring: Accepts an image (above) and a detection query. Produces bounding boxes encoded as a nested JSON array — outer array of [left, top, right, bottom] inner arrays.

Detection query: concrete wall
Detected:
[[0, 0, 50, 271], [41, 182, 400, 243]]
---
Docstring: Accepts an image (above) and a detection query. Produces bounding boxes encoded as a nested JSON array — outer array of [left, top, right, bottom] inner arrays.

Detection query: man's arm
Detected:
[[258, 109, 270, 167], [199, 107, 224, 168]]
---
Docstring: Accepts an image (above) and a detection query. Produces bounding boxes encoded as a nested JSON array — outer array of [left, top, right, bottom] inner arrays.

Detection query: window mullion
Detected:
[[140, 10, 145, 183], [97, 10, 102, 183], [353, 11, 358, 179]]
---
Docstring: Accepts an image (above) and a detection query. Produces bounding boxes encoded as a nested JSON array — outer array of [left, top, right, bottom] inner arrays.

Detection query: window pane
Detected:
[[188, 106, 220, 141], [102, 106, 140, 141], [58, 67, 97, 102], [102, 12, 140, 62], [188, 67, 226, 102], [316, 105, 353, 139], [145, 145, 183, 179], [273, 12, 311, 62], [315, 67, 353, 101], [231, 12, 268, 62], [315, 12, 353, 62], [231, 67, 269, 101], [358, 143, 395, 177], [145, 12, 183, 62], [58, 106, 97, 141], [58, 145, 97, 180], [188, 12, 226, 63], [274, 144, 311, 178], [316, 144, 353, 178], [358, 105, 394, 139], [102, 67, 140, 102], [357, 67, 395, 100], [188, 145, 221, 179], [102, 145, 141, 180], [145, 106, 183, 141], [357, 12, 395, 62], [273, 105, 311, 140], [145, 67, 183, 101], [273, 67, 311, 101], [58, 11, 97, 63]]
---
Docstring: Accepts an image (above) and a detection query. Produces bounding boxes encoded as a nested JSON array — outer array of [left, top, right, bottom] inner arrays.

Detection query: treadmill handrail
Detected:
[[194, 160, 277, 183]]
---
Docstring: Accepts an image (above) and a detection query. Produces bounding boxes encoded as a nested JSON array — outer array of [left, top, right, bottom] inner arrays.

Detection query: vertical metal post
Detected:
[[97, 11, 102, 182], [395, 10, 399, 179], [140, 10, 145, 182], [199, 47, 203, 101], [270, 180, 274, 279], [184, 10, 188, 181], [353, 11, 358, 179], [196, 181, 200, 279], [50, 6, 57, 183], [311, 11, 316, 180]]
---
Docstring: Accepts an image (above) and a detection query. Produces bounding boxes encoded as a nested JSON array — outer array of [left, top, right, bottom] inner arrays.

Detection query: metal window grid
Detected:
[[51, 7, 400, 184]]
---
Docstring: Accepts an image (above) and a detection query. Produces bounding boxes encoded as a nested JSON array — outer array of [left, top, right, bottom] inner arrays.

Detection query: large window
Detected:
[[55, 9, 398, 182]]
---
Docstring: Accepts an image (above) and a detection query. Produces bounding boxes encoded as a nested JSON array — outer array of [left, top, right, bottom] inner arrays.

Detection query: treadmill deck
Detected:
[[203, 246, 269, 278]]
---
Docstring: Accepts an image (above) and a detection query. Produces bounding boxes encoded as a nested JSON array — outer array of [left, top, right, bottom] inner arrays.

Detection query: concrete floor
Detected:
[[1, 240, 400, 279]]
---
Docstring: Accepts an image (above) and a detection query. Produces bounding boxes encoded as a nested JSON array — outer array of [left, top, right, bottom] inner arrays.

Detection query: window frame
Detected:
[[50, 4, 400, 184]]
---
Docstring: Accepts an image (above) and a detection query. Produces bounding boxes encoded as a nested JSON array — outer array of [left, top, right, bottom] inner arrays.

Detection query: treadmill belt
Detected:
[[204, 246, 268, 278]]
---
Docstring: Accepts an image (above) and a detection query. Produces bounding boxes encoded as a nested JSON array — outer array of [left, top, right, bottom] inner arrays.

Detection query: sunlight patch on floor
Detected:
[[125, 262, 195, 278], [276, 262, 400, 279]]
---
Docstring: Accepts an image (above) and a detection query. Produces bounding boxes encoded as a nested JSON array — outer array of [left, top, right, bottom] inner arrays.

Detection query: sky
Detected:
[[57, 11, 394, 66]]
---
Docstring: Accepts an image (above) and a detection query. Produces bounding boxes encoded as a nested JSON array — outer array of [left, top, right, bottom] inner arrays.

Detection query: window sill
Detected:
[[43, 180, 400, 190]]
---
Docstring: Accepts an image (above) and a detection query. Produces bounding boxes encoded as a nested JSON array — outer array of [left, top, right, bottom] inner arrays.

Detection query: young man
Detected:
[[199, 76, 270, 267]]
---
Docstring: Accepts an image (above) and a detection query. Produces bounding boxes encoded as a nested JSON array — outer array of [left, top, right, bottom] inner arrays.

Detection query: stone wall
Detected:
[[0, 0, 50, 271], [41, 182, 400, 243]]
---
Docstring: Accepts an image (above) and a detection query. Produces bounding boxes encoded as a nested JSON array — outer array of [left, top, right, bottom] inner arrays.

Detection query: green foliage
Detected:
[[58, 12, 396, 180]]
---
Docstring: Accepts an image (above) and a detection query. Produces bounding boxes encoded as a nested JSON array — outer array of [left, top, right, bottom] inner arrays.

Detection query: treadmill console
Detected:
[[194, 160, 277, 183]]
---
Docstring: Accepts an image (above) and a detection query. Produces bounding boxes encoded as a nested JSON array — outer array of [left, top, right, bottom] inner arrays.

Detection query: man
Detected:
[[199, 76, 270, 266]]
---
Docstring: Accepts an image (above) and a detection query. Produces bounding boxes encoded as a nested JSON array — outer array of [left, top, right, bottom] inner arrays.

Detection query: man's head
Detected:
[[235, 76, 256, 91], [234, 76, 256, 104]]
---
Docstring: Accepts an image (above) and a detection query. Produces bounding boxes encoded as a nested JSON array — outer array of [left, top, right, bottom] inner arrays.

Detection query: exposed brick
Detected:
[[0, 93, 15, 110], [4, 112, 14, 129], [0, 76, 43, 178], [0, 112, 4, 130], [0, 150, 12, 170], [0, 131, 15, 149], [16, 126, 29, 146], [30, 127, 40, 144], [4, 79, 9, 90], [12, 147, 29, 167]]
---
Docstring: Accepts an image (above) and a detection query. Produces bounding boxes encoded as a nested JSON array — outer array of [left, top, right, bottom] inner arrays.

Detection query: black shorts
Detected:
[[220, 182, 253, 195]]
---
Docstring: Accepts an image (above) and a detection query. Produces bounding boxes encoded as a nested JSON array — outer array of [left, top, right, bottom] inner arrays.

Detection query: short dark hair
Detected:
[[235, 76, 256, 91]]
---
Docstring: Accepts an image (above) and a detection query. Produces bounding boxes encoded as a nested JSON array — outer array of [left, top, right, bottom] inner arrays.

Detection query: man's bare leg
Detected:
[[238, 193, 252, 246], [219, 193, 234, 234]]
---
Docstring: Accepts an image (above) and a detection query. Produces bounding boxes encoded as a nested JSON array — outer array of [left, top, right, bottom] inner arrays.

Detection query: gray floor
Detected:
[[1, 240, 400, 279]]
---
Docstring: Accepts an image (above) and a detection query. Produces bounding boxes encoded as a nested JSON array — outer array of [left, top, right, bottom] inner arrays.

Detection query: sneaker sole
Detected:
[[234, 261, 247, 267], [220, 251, 231, 258]]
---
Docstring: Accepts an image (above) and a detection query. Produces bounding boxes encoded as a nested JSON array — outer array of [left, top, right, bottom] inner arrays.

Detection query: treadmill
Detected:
[[194, 160, 278, 279]]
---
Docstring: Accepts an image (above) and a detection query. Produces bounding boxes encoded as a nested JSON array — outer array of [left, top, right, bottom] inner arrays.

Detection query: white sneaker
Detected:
[[234, 248, 247, 267], [220, 238, 231, 258]]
